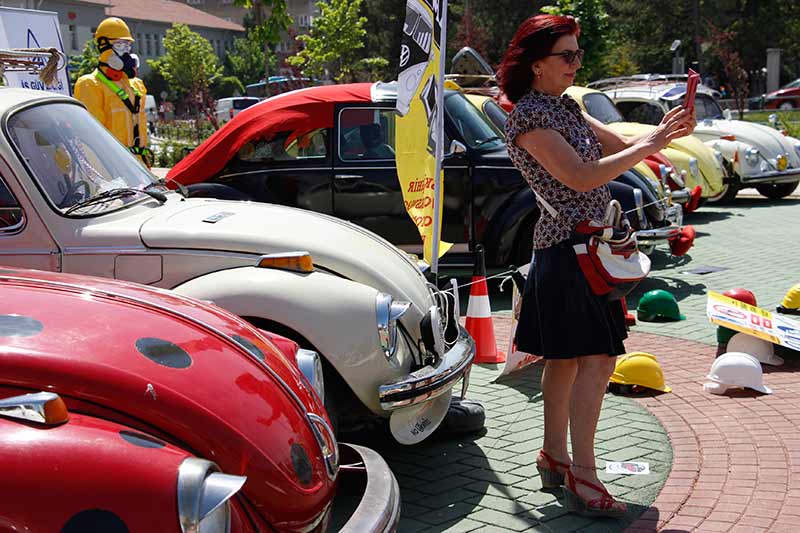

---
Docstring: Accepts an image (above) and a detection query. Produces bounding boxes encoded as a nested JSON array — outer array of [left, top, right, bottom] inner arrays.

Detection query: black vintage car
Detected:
[[169, 82, 679, 267]]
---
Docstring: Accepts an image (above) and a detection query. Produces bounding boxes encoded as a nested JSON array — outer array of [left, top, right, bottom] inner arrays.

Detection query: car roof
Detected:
[[169, 82, 387, 185], [0, 87, 76, 109], [588, 75, 718, 101]]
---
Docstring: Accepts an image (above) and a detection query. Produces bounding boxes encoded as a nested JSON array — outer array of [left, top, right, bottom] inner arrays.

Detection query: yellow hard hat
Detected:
[[95, 17, 133, 42], [778, 283, 800, 315], [610, 352, 671, 393]]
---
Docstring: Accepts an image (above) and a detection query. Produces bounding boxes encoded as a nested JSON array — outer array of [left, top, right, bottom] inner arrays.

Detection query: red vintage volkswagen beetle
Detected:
[[0, 267, 399, 532]]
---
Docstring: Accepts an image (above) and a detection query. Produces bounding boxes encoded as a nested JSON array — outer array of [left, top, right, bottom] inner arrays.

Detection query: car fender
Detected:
[[482, 186, 539, 266], [171, 266, 408, 415]]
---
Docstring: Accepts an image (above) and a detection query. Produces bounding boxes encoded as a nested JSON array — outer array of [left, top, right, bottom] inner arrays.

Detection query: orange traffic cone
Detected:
[[465, 246, 505, 364]]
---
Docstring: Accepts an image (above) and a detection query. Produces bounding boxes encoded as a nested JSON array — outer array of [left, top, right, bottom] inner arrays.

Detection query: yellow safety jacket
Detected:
[[74, 69, 152, 167]]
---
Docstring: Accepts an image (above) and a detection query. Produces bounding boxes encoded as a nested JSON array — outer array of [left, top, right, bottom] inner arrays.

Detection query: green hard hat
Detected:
[[716, 325, 737, 345], [637, 289, 685, 321]]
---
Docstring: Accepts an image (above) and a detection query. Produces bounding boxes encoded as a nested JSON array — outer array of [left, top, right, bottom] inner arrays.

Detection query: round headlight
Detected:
[[177, 458, 246, 533], [745, 148, 760, 166], [376, 293, 411, 359], [295, 348, 325, 401]]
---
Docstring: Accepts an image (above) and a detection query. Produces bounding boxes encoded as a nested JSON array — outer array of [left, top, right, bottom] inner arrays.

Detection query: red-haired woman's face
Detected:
[[532, 34, 582, 96]]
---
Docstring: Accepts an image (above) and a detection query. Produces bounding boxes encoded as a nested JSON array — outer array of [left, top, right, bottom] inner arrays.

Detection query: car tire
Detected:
[[706, 182, 739, 204], [756, 181, 799, 200], [779, 101, 795, 110]]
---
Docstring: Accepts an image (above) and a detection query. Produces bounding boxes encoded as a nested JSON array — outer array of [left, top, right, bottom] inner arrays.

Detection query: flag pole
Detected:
[[430, 0, 448, 281]]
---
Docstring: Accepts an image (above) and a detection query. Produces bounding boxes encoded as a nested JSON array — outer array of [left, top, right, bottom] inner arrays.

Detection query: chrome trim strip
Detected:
[[0, 273, 338, 476], [473, 165, 518, 170], [337, 443, 401, 533], [61, 246, 149, 254], [378, 325, 475, 410], [307, 413, 339, 481], [0, 209, 25, 235], [636, 227, 682, 241], [0, 391, 61, 424], [217, 167, 333, 179], [739, 170, 800, 183]]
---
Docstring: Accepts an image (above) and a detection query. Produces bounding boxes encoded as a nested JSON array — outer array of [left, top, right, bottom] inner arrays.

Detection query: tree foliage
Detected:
[[68, 39, 99, 85], [225, 32, 266, 86], [148, 24, 222, 127], [287, 0, 387, 83], [541, 0, 609, 84], [234, 0, 292, 91]]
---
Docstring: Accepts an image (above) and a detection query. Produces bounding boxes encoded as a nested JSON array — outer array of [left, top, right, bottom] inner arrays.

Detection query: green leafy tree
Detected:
[[68, 39, 99, 85], [148, 24, 222, 127], [541, 0, 609, 84], [225, 32, 266, 86], [287, 0, 387, 83], [360, 0, 406, 80], [234, 0, 293, 92]]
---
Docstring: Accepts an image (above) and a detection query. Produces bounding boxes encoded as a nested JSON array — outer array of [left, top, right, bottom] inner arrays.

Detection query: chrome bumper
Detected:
[[636, 204, 683, 243], [378, 325, 475, 411], [337, 443, 401, 533], [740, 168, 800, 184], [668, 187, 691, 204]]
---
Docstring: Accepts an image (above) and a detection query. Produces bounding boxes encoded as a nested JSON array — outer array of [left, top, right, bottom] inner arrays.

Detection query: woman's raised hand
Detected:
[[644, 106, 696, 152]]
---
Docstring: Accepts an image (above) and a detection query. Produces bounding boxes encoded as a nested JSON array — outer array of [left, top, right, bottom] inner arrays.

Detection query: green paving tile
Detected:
[[416, 502, 479, 526], [398, 517, 430, 532], [417, 488, 481, 511], [597, 446, 655, 462], [464, 493, 531, 515], [469, 508, 540, 531], [596, 436, 647, 452], [538, 512, 595, 531], [415, 475, 476, 495], [423, 518, 485, 533]]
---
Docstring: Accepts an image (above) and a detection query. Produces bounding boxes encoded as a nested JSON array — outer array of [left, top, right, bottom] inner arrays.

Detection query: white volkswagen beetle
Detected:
[[0, 86, 476, 445], [590, 75, 800, 202]]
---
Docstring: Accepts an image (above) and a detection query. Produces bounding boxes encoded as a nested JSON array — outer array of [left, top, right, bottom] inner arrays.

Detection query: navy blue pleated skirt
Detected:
[[514, 241, 627, 359]]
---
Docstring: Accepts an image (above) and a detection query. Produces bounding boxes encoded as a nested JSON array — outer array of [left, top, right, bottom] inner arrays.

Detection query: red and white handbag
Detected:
[[537, 194, 651, 300]]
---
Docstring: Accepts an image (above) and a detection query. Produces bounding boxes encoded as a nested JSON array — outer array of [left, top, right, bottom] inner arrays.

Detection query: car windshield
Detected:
[[7, 102, 159, 215], [445, 92, 504, 150], [582, 92, 625, 124], [783, 79, 800, 90], [667, 92, 724, 120]]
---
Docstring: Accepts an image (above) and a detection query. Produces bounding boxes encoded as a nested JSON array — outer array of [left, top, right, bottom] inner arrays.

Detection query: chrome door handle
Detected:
[[335, 174, 364, 180]]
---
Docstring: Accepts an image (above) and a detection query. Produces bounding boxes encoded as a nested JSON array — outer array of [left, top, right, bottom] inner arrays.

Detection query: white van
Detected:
[[215, 97, 260, 124]]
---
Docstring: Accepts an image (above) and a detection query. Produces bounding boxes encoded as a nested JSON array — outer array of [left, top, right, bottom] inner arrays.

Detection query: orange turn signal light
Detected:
[[257, 251, 314, 273], [720, 134, 736, 141], [43, 396, 69, 425]]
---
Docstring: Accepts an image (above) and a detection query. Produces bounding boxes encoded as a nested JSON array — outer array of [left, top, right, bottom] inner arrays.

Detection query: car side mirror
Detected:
[[723, 108, 732, 120], [445, 140, 467, 157]]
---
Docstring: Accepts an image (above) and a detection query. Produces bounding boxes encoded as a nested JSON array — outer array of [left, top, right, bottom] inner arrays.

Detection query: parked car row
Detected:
[[0, 75, 488, 529]]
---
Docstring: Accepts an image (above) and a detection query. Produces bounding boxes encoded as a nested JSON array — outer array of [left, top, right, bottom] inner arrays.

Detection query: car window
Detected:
[[0, 176, 23, 232], [338, 108, 397, 161], [7, 102, 158, 215], [619, 102, 664, 125], [238, 129, 328, 163], [582, 93, 624, 124], [445, 92, 504, 150], [233, 98, 259, 110], [482, 99, 509, 131], [692, 94, 723, 120], [784, 79, 800, 90]]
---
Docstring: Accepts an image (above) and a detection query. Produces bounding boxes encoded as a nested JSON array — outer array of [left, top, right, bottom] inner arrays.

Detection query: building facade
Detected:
[[0, 0, 244, 76]]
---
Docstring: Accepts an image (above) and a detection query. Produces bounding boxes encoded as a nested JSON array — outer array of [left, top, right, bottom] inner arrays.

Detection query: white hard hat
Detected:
[[703, 351, 772, 395], [727, 333, 784, 366]]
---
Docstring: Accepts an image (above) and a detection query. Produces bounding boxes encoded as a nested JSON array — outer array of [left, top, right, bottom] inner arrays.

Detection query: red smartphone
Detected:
[[684, 68, 700, 113]]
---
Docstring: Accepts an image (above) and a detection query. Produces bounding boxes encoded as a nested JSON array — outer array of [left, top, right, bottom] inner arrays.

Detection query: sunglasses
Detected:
[[546, 48, 584, 66], [112, 40, 133, 54]]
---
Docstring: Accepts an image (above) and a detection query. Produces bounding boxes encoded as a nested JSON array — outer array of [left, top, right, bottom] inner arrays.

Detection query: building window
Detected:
[[186, 0, 204, 4], [136, 33, 143, 49], [155, 35, 161, 56], [69, 24, 77, 51], [145, 34, 152, 56]]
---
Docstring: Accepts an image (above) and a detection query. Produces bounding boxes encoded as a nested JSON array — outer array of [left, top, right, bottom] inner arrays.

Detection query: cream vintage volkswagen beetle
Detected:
[[0, 85, 476, 445], [590, 75, 800, 202]]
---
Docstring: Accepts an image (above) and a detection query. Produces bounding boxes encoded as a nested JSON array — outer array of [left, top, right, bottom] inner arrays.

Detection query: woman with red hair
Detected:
[[498, 14, 695, 518]]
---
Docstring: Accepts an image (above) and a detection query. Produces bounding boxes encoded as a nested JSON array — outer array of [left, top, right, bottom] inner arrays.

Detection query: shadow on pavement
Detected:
[[729, 197, 800, 209], [684, 209, 737, 225], [627, 275, 707, 304]]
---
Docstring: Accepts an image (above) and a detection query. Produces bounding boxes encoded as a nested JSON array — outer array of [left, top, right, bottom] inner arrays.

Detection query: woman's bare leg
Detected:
[[568, 354, 626, 510], [540, 358, 578, 465]]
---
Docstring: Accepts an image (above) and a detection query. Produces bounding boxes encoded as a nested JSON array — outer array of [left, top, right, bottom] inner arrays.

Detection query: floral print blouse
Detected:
[[505, 90, 611, 249]]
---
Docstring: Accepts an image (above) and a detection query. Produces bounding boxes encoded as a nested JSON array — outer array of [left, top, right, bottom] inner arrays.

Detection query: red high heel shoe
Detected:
[[563, 470, 627, 518], [536, 450, 571, 489]]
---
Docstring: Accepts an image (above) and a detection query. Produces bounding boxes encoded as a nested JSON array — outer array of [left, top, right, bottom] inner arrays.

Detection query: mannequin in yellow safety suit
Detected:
[[74, 17, 153, 167]]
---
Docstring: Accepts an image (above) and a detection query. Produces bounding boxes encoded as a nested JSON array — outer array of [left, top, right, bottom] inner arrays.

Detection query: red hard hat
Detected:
[[723, 288, 757, 307]]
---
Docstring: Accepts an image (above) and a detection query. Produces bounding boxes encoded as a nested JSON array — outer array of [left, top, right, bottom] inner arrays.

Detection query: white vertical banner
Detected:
[[395, 0, 451, 273], [0, 7, 70, 96]]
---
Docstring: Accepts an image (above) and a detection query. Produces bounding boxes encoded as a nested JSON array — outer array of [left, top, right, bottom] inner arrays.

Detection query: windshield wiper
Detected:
[[473, 135, 504, 147], [64, 187, 167, 215], [147, 178, 187, 198]]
